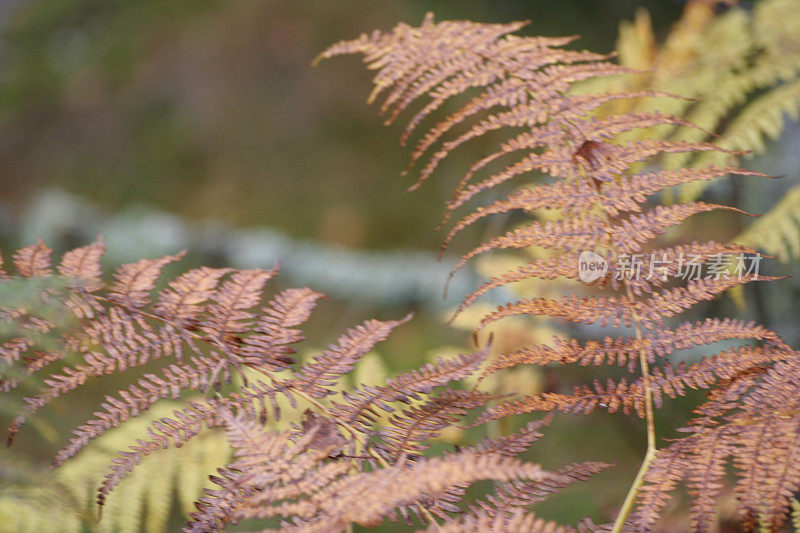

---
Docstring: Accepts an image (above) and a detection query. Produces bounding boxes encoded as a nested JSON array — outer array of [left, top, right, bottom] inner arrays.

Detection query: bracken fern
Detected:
[[3, 7, 800, 532], [1, 237, 600, 531], [321, 11, 800, 531]]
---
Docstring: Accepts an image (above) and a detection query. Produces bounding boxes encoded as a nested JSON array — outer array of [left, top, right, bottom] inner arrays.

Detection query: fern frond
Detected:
[[587, 0, 800, 202], [57, 236, 105, 289], [153, 266, 231, 323], [47, 355, 223, 466], [96, 399, 223, 507], [475, 461, 611, 517], [328, 12, 800, 530], [632, 444, 692, 531], [331, 350, 486, 435], [375, 389, 498, 460], [13, 239, 53, 278], [292, 451, 555, 530], [631, 358, 800, 531], [291, 315, 411, 399], [108, 252, 185, 309], [421, 509, 573, 533], [736, 181, 800, 262]]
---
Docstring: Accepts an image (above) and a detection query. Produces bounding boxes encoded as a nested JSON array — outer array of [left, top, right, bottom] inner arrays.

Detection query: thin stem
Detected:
[[591, 181, 657, 531], [611, 446, 657, 532], [609, 283, 657, 533]]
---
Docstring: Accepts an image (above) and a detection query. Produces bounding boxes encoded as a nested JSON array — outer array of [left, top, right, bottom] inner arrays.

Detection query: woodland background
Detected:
[[0, 1, 799, 531]]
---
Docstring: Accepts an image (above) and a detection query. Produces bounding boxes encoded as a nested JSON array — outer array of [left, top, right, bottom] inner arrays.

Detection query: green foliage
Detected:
[[583, 0, 800, 202], [0, 401, 231, 533], [736, 182, 800, 262]]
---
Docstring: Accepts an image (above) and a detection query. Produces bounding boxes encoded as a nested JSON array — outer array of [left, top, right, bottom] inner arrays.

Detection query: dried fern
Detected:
[[4, 7, 800, 532], [1, 238, 596, 531], [324, 11, 800, 531]]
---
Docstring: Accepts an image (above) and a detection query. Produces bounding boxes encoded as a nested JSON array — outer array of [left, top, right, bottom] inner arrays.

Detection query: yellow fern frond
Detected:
[[55, 400, 230, 533], [791, 497, 800, 532], [736, 182, 800, 262], [585, 0, 800, 202], [0, 488, 82, 533]]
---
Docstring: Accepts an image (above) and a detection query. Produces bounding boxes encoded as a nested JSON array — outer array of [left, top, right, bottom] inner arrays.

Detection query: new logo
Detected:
[[578, 251, 608, 283]]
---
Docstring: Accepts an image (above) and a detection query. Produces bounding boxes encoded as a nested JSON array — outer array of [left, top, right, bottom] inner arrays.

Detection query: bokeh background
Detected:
[[1, 1, 799, 531]]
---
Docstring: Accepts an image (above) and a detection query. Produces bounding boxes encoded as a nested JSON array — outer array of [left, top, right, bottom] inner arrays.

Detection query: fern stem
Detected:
[[609, 254, 658, 532], [591, 177, 658, 530], [627, 300, 657, 452], [610, 251, 658, 532], [610, 445, 657, 533]]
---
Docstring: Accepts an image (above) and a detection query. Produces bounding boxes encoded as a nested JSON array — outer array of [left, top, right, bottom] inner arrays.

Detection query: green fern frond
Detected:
[[791, 497, 800, 532], [584, 0, 800, 202], [0, 400, 230, 533], [0, 487, 83, 533], [735, 182, 800, 262], [0, 448, 83, 533], [58, 400, 230, 533]]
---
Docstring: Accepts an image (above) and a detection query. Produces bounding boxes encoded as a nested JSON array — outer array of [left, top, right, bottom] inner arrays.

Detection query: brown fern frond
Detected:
[[452, 254, 583, 310], [97, 399, 224, 507], [619, 242, 760, 296], [295, 450, 555, 530], [686, 432, 733, 531], [153, 266, 232, 323], [108, 252, 185, 309], [331, 350, 486, 433], [650, 317, 791, 355], [49, 354, 224, 466], [182, 407, 577, 532], [5, 238, 540, 531], [199, 267, 279, 346], [57, 236, 105, 290], [479, 274, 780, 331], [376, 389, 499, 461], [13, 239, 53, 278], [480, 342, 792, 424], [185, 412, 327, 532], [479, 294, 634, 330], [473, 379, 648, 423], [631, 274, 783, 324], [608, 202, 752, 255], [3, 241, 457, 523], [412, 415, 556, 522], [484, 336, 652, 376], [599, 167, 771, 216], [470, 415, 552, 456], [475, 461, 611, 517], [632, 444, 693, 531], [447, 217, 607, 281], [446, 140, 741, 217], [484, 316, 791, 378], [441, 181, 594, 252], [238, 287, 325, 371], [291, 315, 411, 399], [631, 358, 800, 531], [422, 509, 574, 533]]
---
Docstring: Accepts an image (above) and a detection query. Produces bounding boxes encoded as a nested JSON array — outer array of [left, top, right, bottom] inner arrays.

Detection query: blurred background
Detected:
[[1, 0, 799, 531]]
